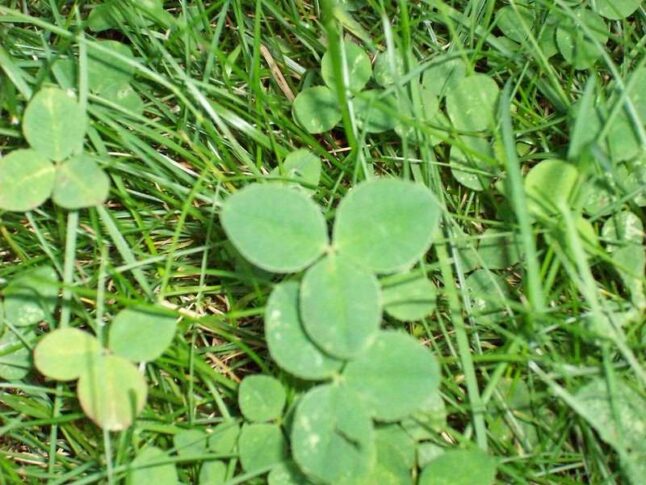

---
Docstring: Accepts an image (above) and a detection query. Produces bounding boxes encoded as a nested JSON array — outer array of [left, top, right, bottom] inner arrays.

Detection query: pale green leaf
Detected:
[[419, 449, 497, 485], [373, 51, 405, 87], [0, 149, 55, 212], [422, 56, 466, 99], [593, 0, 641, 20], [0, 328, 34, 381], [3, 265, 58, 327], [88, 41, 136, 93], [449, 136, 497, 191], [269, 149, 321, 191], [464, 269, 511, 324], [446, 74, 500, 132], [354, 90, 398, 133], [265, 282, 343, 380], [381, 271, 437, 322], [52, 156, 110, 209], [300, 253, 381, 359], [22, 88, 86, 162], [34, 328, 101, 381], [291, 385, 375, 483], [127, 447, 178, 485], [99, 83, 145, 115], [321, 41, 371, 93], [496, 5, 535, 43], [343, 330, 441, 421], [238, 375, 286, 423], [238, 423, 287, 473], [477, 229, 523, 269], [221, 183, 328, 273], [524, 159, 580, 217], [174, 429, 208, 457], [108, 306, 178, 362], [199, 461, 226, 485], [208, 421, 240, 454], [77, 354, 147, 430], [268, 461, 310, 485], [292, 86, 342, 134], [334, 178, 440, 274], [556, 9, 608, 70]]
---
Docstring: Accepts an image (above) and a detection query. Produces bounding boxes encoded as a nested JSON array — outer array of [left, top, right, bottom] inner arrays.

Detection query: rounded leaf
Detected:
[[292, 86, 342, 134], [3, 266, 59, 327], [354, 90, 398, 133], [343, 330, 441, 421], [477, 229, 523, 269], [449, 137, 497, 192], [464, 269, 511, 324], [419, 449, 497, 485], [265, 282, 343, 380], [269, 149, 321, 191], [496, 5, 535, 43], [268, 461, 309, 485], [22, 88, 86, 161], [291, 385, 375, 483], [34, 328, 102, 381], [334, 178, 440, 274], [108, 306, 178, 362], [52, 156, 110, 209], [0, 328, 34, 381], [88, 41, 136, 93], [301, 254, 381, 359], [593, 0, 640, 20], [373, 51, 405, 87], [382, 272, 437, 321], [127, 447, 178, 485], [556, 9, 608, 70], [446, 74, 500, 132], [422, 57, 466, 99], [174, 429, 208, 457], [208, 421, 240, 454], [321, 42, 372, 93], [0, 149, 55, 211], [221, 183, 328, 273], [238, 423, 287, 473], [199, 461, 226, 484], [100, 83, 145, 115], [524, 159, 579, 217], [238, 375, 286, 422], [77, 354, 147, 430]]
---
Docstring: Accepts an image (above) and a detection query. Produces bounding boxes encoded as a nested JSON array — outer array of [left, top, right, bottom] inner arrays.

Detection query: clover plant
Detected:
[[220, 177, 498, 482], [32, 306, 178, 430]]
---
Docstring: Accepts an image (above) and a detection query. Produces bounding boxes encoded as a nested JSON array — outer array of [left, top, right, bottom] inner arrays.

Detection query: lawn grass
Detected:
[[0, 0, 644, 483]]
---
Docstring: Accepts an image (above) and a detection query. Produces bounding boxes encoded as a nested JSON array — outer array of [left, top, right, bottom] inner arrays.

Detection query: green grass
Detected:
[[1, 0, 645, 483]]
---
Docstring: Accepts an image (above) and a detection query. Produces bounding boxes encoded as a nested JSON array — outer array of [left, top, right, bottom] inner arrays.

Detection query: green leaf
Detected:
[[269, 149, 321, 192], [208, 421, 240, 454], [593, 0, 641, 20], [99, 83, 145, 115], [574, 378, 646, 484], [354, 90, 398, 133], [446, 74, 500, 132], [395, 88, 443, 143], [449, 137, 497, 191], [538, 13, 560, 59], [291, 385, 376, 483], [77, 354, 147, 430], [360, 424, 415, 485], [373, 51, 405, 87], [87, 2, 120, 32], [381, 271, 437, 322], [607, 108, 642, 163], [300, 253, 381, 359], [108, 306, 177, 363], [22, 88, 86, 162], [292, 86, 342, 134], [343, 330, 441, 421], [0, 328, 34, 381], [3, 266, 59, 327], [422, 57, 466, 99], [626, 66, 646, 122], [334, 178, 440, 274], [174, 429, 208, 457], [268, 461, 310, 485], [88, 41, 136, 94], [221, 183, 328, 273], [419, 449, 497, 485], [464, 269, 511, 324], [524, 159, 579, 217], [556, 9, 608, 70], [477, 229, 523, 269], [0, 149, 55, 212], [495, 5, 535, 43], [34, 328, 101, 381], [238, 375, 286, 423], [199, 461, 227, 485], [127, 447, 178, 485], [265, 282, 343, 380], [321, 41, 372, 93], [400, 392, 447, 440], [238, 423, 287, 473], [52, 156, 110, 209]]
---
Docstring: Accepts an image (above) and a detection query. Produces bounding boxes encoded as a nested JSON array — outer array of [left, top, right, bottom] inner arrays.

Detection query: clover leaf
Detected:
[[2, 265, 58, 327], [449, 136, 498, 191], [381, 271, 437, 322], [333, 178, 440, 274], [354, 90, 398, 133], [77, 353, 148, 431], [264, 282, 343, 380], [269, 149, 321, 192], [476, 229, 523, 270], [464, 269, 511, 324], [419, 448, 497, 485], [373, 51, 405, 87], [88, 41, 136, 94], [342, 330, 441, 421], [238, 375, 286, 423], [221, 183, 328, 273], [556, 9, 608, 70], [593, 0, 641, 20], [108, 306, 178, 362], [291, 384, 375, 483], [524, 159, 580, 217], [0, 327, 35, 381], [0, 149, 56, 212], [238, 423, 287, 472], [174, 429, 208, 457], [446, 74, 500, 133], [127, 447, 178, 485], [52, 156, 110, 209], [207, 421, 241, 454], [321, 41, 372, 93], [199, 461, 227, 484], [422, 56, 466, 99], [34, 328, 102, 381], [292, 86, 342, 134], [496, 5, 535, 43], [267, 461, 309, 485]]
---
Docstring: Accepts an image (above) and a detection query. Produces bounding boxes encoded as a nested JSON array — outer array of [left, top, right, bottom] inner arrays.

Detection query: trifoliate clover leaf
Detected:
[[3, 265, 59, 327], [419, 448, 497, 485], [292, 86, 342, 134], [238, 375, 286, 423], [52, 156, 110, 209], [34, 328, 101, 381], [321, 41, 372, 93], [0, 149, 55, 211], [524, 159, 580, 217], [238, 423, 287, 473], [446, 74, 500, 133]]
